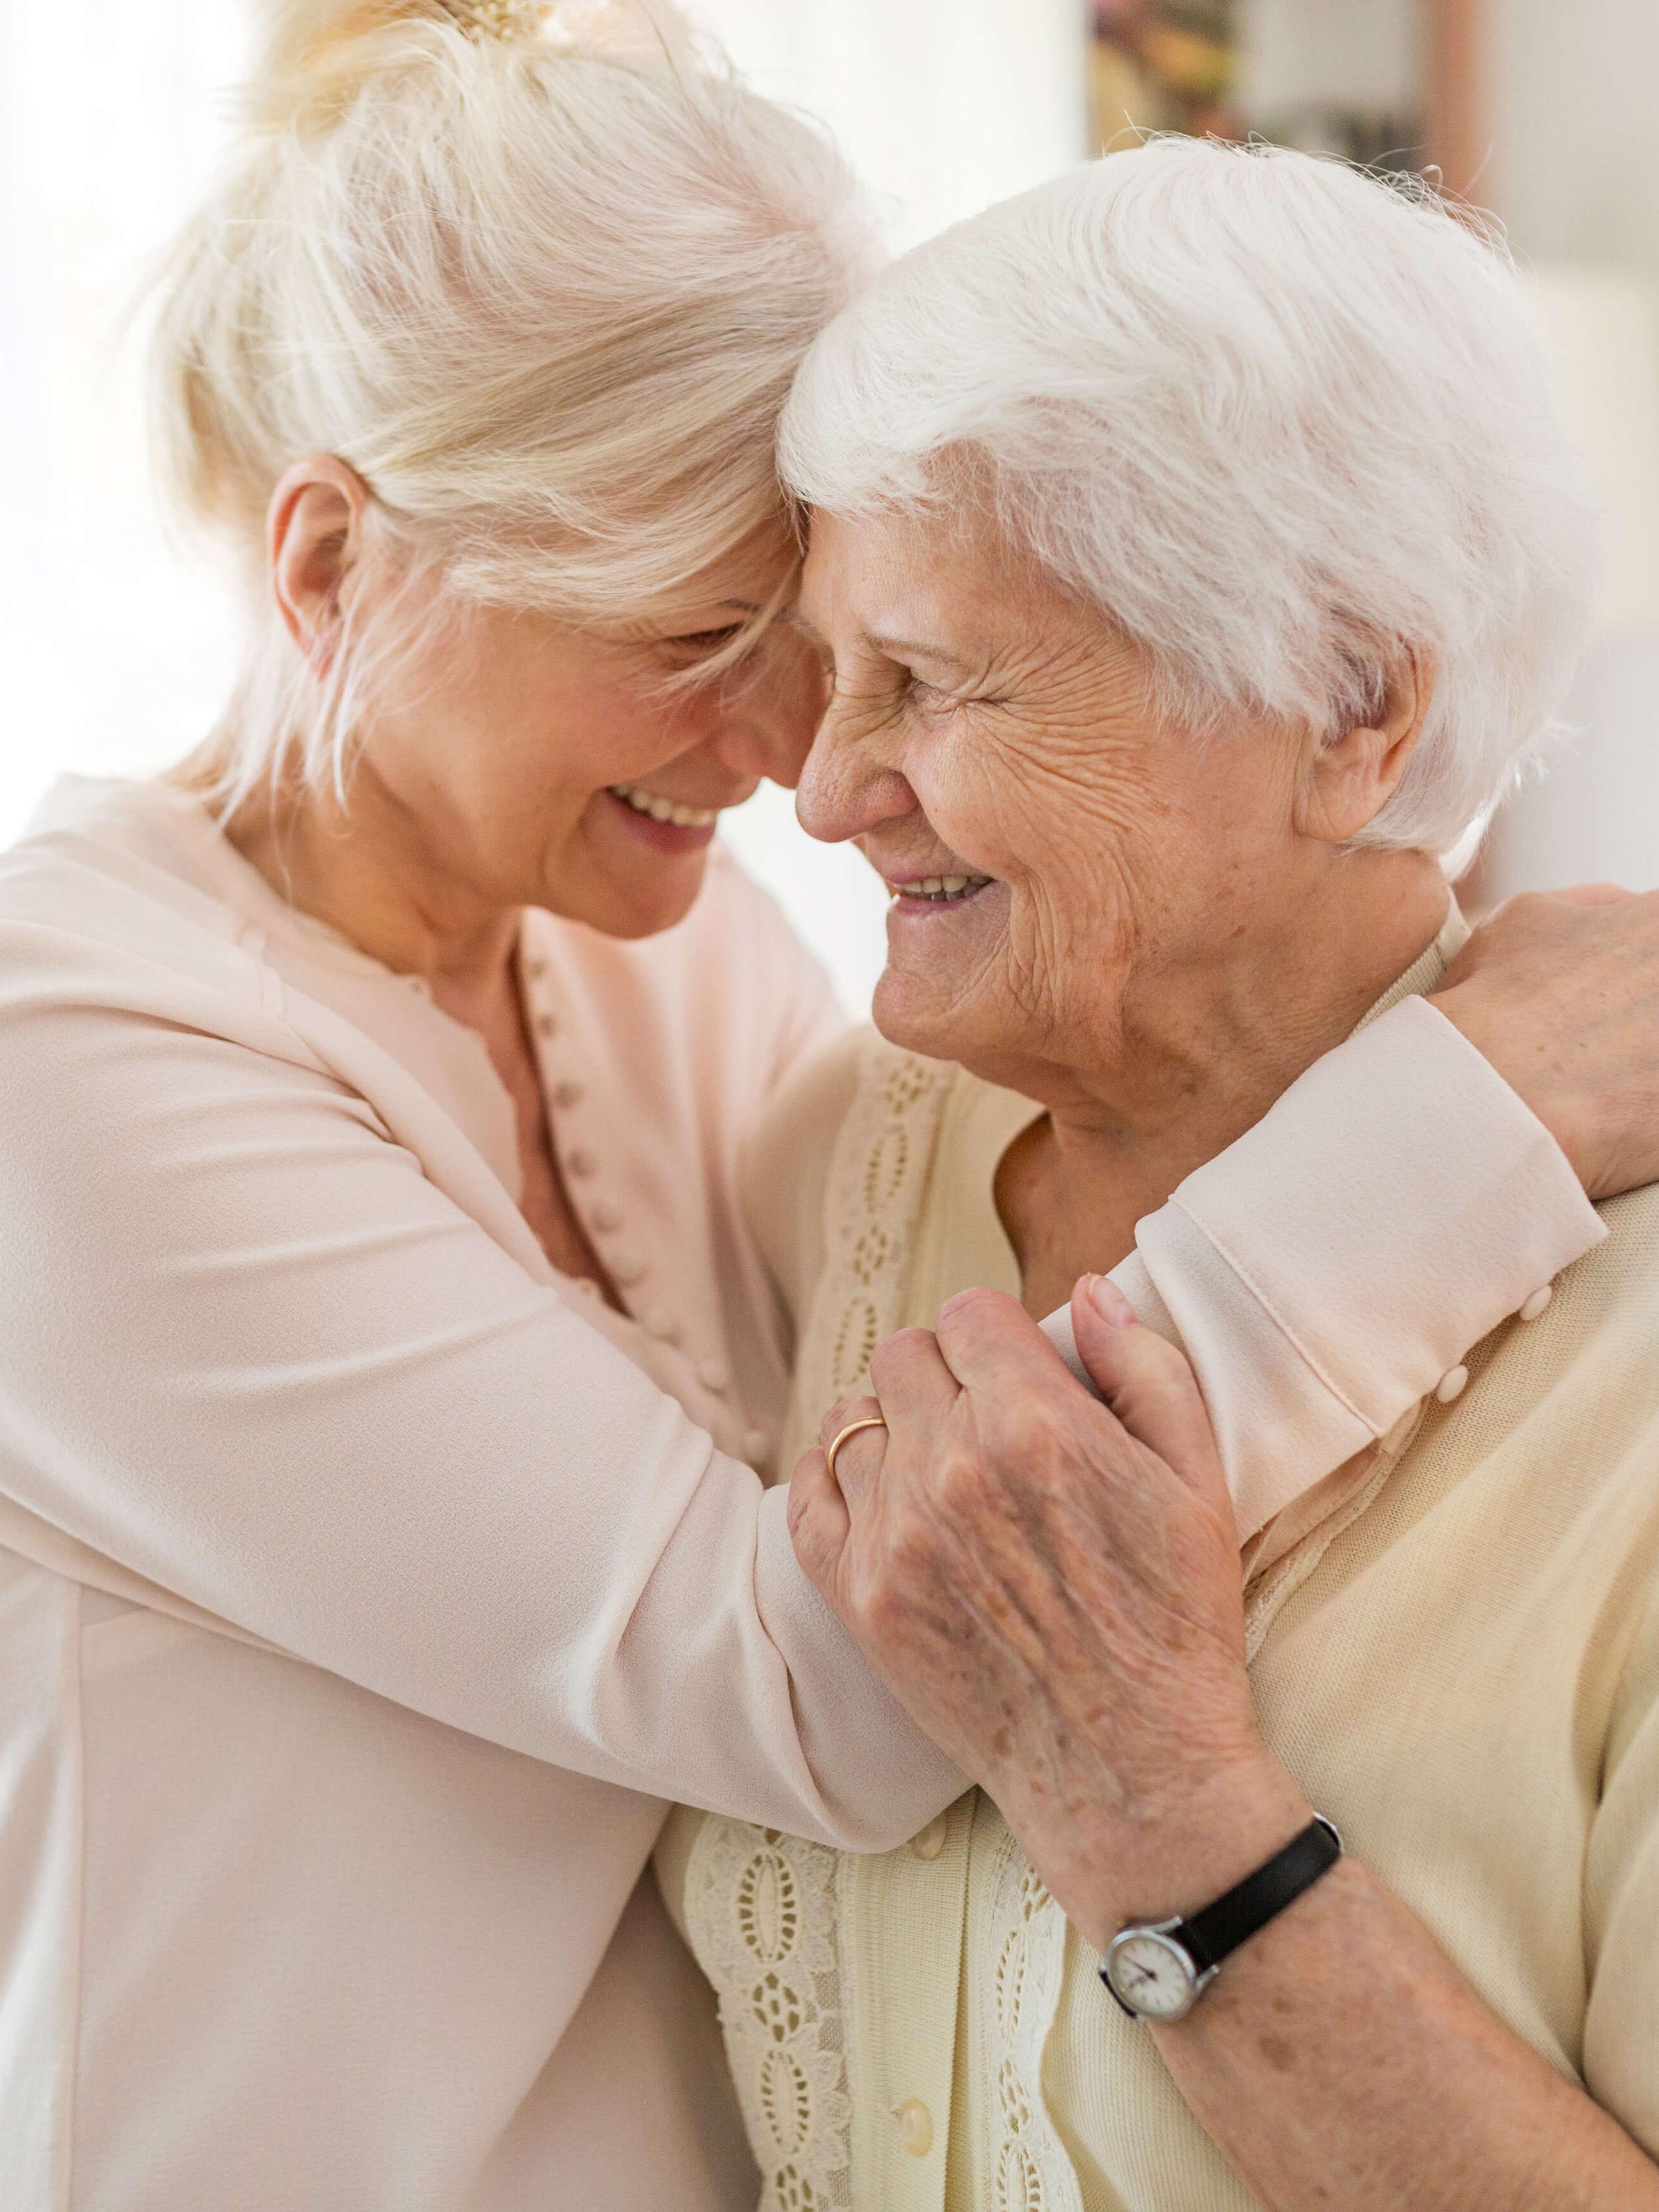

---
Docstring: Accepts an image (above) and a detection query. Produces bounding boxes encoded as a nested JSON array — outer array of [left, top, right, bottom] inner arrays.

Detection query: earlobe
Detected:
[[266, 456, 371, 665], [1295, 646, 1434, 845]]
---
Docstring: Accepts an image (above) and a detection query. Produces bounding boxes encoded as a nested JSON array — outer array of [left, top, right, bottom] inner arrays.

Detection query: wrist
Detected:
[[1057, 1757, 1315, 1955], [1427, 978, 1594, 1190]]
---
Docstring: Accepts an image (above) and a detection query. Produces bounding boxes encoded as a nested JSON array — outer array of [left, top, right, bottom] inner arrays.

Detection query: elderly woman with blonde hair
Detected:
[[2, 6, 1658, 2209], [668, 142, 1659, 2211]]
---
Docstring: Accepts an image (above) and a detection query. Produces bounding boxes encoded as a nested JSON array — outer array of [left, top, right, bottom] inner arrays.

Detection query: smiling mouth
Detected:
[[610, 782, 720, 830], [883, 873, 996, 904]]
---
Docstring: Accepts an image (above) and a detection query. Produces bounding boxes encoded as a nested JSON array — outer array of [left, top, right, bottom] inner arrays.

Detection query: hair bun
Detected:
[[248, 1, 558, 133]]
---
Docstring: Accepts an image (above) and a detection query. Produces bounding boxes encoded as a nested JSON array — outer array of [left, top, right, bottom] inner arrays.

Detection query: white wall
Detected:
[[0, 2, 254, 839], [1238, 0, 1419, 122], [1483, 0, 1659, 897]]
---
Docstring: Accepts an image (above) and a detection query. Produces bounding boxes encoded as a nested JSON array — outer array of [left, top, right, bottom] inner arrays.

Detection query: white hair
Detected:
[[779, 138, 1599, 853], [150, 0, 872, 809]]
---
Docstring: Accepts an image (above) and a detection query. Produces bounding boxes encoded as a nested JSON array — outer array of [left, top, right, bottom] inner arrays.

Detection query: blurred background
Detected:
[[1, 0, 1655, 1013]]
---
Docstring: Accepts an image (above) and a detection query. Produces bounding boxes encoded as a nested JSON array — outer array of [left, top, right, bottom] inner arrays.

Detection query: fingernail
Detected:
[[1085, 1273, 1135, 1326]]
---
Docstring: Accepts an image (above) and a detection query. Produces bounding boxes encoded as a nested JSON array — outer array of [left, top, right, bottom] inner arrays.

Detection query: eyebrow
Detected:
[[863, 630, 973, 668], [782, 611, 973, 669]]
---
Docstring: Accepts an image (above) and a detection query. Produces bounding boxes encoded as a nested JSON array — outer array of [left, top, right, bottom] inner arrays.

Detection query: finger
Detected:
[[867, 1325, 960, 1443], [788, 1447, 850, 1593], [819, 1393, 882, 1457], [1551, 882, 1633, 907], [818, 1393, 888, 1511], [932, 1284, 1078, 1396], [1069, 1275, 1226, 1503]]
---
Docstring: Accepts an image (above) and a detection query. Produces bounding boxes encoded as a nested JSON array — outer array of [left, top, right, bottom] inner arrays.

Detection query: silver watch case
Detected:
[[1102, 1919, 1218, 2022]]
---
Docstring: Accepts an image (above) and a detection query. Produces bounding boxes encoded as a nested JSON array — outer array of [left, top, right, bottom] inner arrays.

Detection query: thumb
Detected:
[[1069, 1275, 1226, 1501]]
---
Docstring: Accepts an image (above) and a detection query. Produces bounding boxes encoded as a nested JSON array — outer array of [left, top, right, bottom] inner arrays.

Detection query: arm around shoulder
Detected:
[[0, 981, 957, 1848]]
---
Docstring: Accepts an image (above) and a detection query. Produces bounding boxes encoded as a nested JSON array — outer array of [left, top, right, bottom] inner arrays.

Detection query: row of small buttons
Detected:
[[522, 942, 768, 1465], [891, 1817, 949, 2158], [1433, 1278, 1554, 1407]]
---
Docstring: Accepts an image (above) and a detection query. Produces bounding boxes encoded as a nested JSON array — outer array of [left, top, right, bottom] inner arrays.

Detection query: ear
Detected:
[[1295, 647, 1434, 846], [266, 455, 372, 671]]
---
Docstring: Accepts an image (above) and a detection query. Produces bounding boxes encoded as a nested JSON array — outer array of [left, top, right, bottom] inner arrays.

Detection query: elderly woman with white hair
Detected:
[[3, 7, 1658, 2208], [667, 143, 1659, 2210]]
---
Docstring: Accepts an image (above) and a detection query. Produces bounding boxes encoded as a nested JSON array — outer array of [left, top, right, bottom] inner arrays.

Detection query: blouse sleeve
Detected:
[[0, 983, 960, 1852], [1041, 996, 1606, 1537]]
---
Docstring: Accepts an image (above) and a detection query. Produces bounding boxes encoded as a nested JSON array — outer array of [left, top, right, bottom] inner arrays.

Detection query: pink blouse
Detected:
[[0, 777, 1599, 2211]]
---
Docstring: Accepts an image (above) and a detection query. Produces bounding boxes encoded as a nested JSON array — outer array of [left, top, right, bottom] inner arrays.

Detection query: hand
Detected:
[[1431, 885, 1659, 1201], [789, 1277, 1311, 1948]]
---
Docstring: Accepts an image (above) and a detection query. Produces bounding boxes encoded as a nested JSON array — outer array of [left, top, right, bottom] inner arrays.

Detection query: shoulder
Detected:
[[665, 846, 833, 1010], [544, 844, 841, 1104], [0, 811, 304, 1083]]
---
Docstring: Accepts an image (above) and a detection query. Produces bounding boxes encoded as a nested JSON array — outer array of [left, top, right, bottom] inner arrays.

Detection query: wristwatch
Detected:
[[1100, 1814, 1343, 2023]]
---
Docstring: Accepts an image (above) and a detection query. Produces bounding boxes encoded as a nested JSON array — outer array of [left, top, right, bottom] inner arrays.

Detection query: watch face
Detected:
[[1106, 1930, 1198, 2021]]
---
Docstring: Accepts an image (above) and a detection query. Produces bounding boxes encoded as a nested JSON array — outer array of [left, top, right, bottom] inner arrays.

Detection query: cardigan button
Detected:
[[589, 1199, 623, 1234], [565, 1148, 597, 1180], [743, 1427, 772, 1465], [910, 1815, 948, 1862], [610, 1248, 647, 1286], [553, 1079, 584, 1110], [1435, 1364, 1469, 1405], [535, 1010, 558, 1038], [1519, 1284, 1553, 1322], [696, 1358, 731, 1394], [642, 1305, 681, 1343], [896, 2099, 934, 2158]]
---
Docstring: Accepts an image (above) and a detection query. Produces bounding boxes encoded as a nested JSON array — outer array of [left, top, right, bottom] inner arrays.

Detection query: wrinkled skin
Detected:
[[1432, 884, 1659, 1201]]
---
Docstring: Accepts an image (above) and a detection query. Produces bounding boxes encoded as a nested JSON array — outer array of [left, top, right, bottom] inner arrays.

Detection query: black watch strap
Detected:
[[1178, 1814, 1343, 1975]]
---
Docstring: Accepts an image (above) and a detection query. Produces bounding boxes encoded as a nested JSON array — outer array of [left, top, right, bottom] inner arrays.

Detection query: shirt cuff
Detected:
[[1041, 994, 1605, 1540]]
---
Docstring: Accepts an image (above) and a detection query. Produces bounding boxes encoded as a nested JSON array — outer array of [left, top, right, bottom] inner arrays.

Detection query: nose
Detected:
[[795, 691, 916, 848], [700, 628, 828, 791]]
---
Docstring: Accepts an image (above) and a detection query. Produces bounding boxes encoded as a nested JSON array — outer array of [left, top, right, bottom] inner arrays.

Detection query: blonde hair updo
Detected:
[[151, 0, 872, 806]]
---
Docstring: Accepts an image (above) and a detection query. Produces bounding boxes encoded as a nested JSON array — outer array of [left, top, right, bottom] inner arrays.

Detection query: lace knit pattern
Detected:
[[985, 1833, 1084, 2212], [786, 1035, 959, 1444], [683, 1820, 854, 2211], [684, 1035, 956, 2208]]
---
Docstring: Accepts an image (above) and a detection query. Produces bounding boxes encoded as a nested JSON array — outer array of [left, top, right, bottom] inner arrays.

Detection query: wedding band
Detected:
[[825, 1415, 888, 1483]]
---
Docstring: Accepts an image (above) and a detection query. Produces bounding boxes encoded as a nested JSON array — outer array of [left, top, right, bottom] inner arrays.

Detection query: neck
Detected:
[[223, 766, 520, 1011], [996, 847, 1450, 1310]]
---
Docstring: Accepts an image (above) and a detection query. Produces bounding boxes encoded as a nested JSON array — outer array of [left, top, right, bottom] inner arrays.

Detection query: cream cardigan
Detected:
[[0, 789, 1597, 2211], [667, 921, 1649, 2212]]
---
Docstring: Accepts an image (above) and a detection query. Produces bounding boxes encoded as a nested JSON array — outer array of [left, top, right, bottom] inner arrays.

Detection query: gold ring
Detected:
[[825, 1414, 888, 1483]]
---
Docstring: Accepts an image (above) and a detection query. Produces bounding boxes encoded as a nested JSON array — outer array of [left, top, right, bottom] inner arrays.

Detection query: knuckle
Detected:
[[985, 1391, 1078, 1471], [868, 1327, 932, 1386], [937, 1284, 1017, 1332]]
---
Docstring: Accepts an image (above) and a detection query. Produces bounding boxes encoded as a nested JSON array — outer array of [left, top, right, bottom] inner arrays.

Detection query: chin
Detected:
[[870, 966, 966, 1062], [551, 857, 709, 942]]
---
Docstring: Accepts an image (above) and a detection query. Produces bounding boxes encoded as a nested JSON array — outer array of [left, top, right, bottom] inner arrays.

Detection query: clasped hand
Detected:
[[788, 1276, 1313, 1951]]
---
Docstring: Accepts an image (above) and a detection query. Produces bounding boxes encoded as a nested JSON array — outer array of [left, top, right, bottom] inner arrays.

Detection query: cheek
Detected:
[[913, 733, 1149, 938]]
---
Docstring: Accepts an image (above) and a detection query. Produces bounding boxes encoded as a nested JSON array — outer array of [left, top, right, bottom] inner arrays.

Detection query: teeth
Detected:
[[610, 784, 718, 829], [883, 873, 994, 903]]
